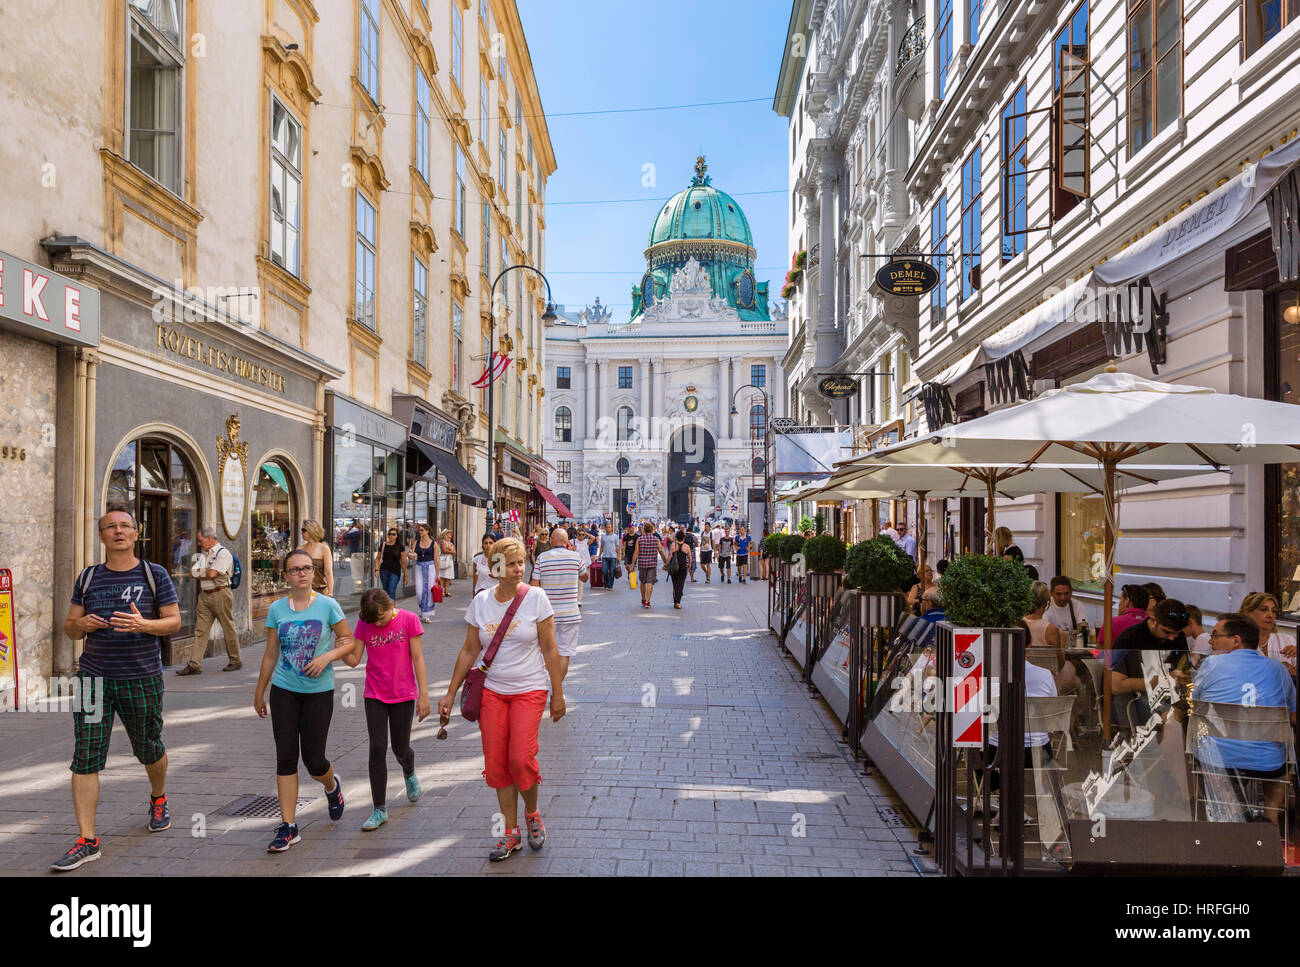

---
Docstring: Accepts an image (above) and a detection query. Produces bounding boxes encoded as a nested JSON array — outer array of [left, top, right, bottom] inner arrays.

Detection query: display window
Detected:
[[1057, 491, 1107, 594], [250, 461, 297, 618], [105, 437, 201, 637], [1267, 287, 1300, 619], [332, 435, 404, 612]]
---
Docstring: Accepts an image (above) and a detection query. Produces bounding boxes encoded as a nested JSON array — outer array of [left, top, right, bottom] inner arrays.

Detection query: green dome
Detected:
[[647, 160, 753, 249]]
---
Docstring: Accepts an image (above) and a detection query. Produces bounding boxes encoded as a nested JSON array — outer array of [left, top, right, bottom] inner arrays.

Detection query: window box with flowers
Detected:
[[783, 249, 809, 299]]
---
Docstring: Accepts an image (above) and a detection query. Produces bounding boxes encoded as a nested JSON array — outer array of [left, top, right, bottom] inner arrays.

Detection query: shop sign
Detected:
[[950, 629, 985, 748], [217, 416, 249, 541], [0, 250, 100, 348], [875, 258, 939, 296], [156, 324, 287, 394], [0, 569, 17, 708], [510, 456, 529, 477], [769, 417, 797, 433], [414, 409, 456, 452], [329, 394, 408, 451], [817, 376, 859, 399]]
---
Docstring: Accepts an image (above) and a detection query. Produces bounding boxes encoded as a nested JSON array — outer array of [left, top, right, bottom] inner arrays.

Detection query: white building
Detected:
[[777, 0, 1300, 624], [544, 159, 789, 528]]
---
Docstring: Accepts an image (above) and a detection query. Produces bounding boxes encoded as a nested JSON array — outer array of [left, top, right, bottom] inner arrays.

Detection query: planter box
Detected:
[[847, 590, 905, 756]]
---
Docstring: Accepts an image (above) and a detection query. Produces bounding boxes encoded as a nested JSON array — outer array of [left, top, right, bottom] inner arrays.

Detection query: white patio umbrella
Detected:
[[839, 369, 1300, 735]]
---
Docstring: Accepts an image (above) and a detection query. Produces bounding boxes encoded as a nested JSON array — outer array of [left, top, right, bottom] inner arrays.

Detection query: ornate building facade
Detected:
[[544, 160, 789, 527]]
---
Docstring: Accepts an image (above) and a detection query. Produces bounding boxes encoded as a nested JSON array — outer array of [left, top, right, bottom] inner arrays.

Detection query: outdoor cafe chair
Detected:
[[1185, 701, 1295, 838]]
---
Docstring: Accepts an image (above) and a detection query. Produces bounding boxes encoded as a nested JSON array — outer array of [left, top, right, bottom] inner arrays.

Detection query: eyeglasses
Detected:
[[286, 566, 314, 575]]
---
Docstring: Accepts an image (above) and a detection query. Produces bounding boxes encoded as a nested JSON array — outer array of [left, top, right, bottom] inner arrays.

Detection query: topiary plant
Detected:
[[762, 533, 785, 557], [938, 554, 1034, 628], [814, 513, 826, 534], [779, 534, 806, 563], [797, 515, 816, 534], [803, 534, 846, 573], [844, 536, 915, 592]]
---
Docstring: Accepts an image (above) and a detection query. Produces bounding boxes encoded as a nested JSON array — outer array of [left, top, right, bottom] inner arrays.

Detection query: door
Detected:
[[613, 488, 631, 530]]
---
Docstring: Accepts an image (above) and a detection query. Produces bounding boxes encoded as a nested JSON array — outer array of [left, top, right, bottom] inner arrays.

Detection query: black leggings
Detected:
[[270, 685, 333, 777], [671, 568, 688, 604], [365, 697, 416, 808]]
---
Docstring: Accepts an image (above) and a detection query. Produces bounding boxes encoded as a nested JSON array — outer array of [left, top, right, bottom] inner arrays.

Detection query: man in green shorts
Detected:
[[53, 507, 181, 871]]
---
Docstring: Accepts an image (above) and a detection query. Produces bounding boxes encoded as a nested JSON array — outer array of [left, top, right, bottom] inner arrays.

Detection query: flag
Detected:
[[472, 352, 512, 389]]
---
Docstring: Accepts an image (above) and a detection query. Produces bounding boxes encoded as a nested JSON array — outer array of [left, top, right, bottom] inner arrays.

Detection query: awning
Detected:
[[533, 483, 573, 518], [408, 439, 491, 507]]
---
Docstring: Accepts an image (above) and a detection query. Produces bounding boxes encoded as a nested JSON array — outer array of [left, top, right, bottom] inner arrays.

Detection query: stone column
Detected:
[[816, 159, 840, 370], [585, 359, 597, 438], [717, 356, 729, 439], [639, 358, 650, 432], [654, 360, 665, 428]]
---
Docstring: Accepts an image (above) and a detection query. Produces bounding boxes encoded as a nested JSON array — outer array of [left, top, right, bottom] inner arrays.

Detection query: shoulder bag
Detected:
[[460, 584, 530, 723]]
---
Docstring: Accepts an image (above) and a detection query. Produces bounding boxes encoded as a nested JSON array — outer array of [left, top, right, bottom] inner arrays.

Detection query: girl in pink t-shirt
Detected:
[[348, 588, 430, 830]]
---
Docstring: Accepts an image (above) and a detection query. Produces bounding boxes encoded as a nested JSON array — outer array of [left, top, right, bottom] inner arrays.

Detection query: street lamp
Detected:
[[729, 383, 772, 539], [486, 264, 558, 537]]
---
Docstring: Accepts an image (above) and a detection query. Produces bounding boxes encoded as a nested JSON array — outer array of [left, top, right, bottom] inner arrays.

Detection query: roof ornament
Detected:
[[691, 154, 711, 187]]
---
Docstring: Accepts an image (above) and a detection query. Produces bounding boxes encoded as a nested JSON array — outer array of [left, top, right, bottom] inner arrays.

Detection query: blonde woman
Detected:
[[437, 529, 456, 598], [1240, 592, 1298, 676], [298, 519, 334, 597], [993, 526, 1014, 557], [438, 537, 565, 861]]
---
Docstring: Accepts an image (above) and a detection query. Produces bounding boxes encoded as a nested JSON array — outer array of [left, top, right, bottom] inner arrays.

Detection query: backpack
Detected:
[[229, 554, 243, 590], [76, 560, 171, 652]]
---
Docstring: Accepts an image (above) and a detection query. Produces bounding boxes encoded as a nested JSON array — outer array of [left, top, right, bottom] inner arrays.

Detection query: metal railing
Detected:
[[846, 591, 905, 757], [896, 17, 925, 78], [803, 571, 841, 683]]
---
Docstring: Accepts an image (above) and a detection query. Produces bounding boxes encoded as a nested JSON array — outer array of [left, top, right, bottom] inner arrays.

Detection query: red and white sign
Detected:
[[950, 628, 984, 747]]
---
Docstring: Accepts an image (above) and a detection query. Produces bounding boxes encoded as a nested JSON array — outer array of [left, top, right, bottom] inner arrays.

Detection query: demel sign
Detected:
[[875, 258, 940, 296]]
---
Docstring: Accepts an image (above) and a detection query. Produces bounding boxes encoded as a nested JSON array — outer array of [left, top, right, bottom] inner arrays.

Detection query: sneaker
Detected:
[[148, 794, 171, 832], [325, 775, 345, 821], [405, 773, 422, 803], [525, 811, 546, 850], [361, 807, 388, 831], [267, 822, 300, 852], [489, 827, 522, 862], [51, 836, 100, 872]]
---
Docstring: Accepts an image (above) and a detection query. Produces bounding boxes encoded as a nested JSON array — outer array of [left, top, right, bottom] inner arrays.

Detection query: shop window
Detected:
[[1057, 491, 1106, 594], [1001, 82, 1028, 261], [1127, 0, 1181, 157], [1053, 3, 1090, 219], [251, 461, 297, 616], [358, 0, 380, 101], [269, 96, 302, 275], [1268, 288, 1300, 618], [555, 406, 572, 442], [1244, 0, 1297, 58], [332, 435, 403, 613], [127, 0, 184, 195], [105, 436, 201, 638], [961, 148, 982, 300]]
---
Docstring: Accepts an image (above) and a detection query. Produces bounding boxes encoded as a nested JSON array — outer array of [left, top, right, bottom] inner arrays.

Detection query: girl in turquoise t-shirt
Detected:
[[254, 549, 355, 854]]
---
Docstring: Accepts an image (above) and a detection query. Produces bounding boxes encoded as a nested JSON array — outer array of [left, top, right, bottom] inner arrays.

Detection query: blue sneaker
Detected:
[[148, 794, 171, 832], [267, 822, 299, 852], [325, 775, 344, 821], [361, 807, 388, 831], [405, 773, 421, 803]]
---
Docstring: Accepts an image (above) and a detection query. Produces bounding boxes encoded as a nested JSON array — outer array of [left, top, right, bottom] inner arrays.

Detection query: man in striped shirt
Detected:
[[530, 526, 588, 680]]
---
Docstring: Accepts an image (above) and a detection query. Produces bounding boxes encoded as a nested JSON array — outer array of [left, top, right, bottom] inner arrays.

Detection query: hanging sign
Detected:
[[950, 629, 985, 747], [217, 415, 249, 541], [875, 258, 940, 296], [769, 417, 797, 433], [0, 569, 16, 709], [817, 375, 860, 399]]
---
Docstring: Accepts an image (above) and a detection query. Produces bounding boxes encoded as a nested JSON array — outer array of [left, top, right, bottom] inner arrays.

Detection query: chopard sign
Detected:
[[818, 376, 860, 399]]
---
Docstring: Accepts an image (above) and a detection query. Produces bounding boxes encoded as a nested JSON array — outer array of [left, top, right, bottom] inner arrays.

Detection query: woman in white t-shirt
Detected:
[[438, 537, 565, 863], [1240, 592, 1298, 677], [471, 535, 496, 597]]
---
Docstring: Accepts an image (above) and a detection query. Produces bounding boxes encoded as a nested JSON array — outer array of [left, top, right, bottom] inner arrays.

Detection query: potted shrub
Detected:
[[797, 515, 816, 534], [804, 534, 847, 574], [779, 533, 806, 564], [844, 536, 914, 594], [762, 533, 785, 558], [937, 554, 1033, 629]]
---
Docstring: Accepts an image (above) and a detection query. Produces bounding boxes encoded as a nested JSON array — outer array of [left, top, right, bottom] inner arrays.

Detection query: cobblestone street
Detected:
[[0, 576, 924, 876]]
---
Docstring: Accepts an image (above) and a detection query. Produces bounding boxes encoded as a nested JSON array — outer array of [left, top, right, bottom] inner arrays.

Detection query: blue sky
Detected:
[[517, 0, 793, 320]]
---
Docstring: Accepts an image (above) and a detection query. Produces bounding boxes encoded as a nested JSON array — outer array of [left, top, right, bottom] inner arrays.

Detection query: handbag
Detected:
[[614, 563, 623, 579], [432, 581, 444, 603], [460, 584, 529, 723]]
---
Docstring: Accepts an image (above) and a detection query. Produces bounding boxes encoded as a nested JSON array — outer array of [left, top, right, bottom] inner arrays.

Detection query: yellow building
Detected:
[[0, 0, 554, 693]]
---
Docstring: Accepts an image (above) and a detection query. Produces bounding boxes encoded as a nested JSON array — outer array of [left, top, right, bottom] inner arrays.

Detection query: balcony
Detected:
[[896, 16, 925, 78]]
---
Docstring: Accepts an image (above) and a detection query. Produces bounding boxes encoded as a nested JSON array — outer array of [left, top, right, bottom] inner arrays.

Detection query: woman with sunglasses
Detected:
[[254, 549, 354, 853], [298, 519, 333, 597], [373, 527, 408, 600], [410, 524, 439, 623]]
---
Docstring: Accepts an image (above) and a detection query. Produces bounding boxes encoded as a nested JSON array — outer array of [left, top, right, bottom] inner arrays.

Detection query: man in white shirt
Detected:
[[179, 526, 240, 674], [896, 522, 917, 560], [532, 527, 588, 679], [879, 521, 899, 543], [1044, 576, 1081, 640]]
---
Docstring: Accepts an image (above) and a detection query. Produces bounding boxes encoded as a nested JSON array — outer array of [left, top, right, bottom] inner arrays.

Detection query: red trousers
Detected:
[[479, 688, 547, 790]]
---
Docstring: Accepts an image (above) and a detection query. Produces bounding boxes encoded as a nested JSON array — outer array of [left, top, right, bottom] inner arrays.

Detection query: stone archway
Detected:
[[667, 424, 715, 522]]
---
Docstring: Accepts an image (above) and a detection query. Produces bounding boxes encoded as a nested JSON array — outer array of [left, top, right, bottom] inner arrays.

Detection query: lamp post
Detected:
[[486, 264, 558, 538], [729, 383, 772, 540], [616, 453, 629, 530]]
